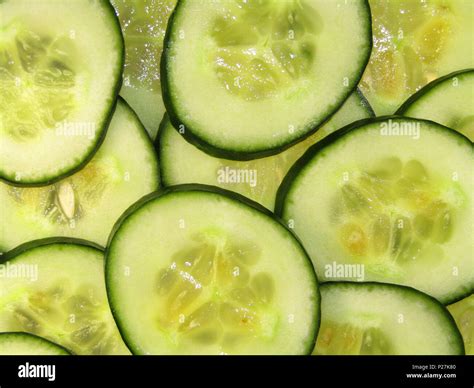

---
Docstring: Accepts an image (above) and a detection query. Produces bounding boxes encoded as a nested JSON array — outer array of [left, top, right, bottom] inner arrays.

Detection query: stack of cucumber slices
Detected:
[[0, 0, 472, 356]]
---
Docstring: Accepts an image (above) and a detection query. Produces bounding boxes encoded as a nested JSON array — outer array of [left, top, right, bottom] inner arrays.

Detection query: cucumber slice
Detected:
[[360, 0, 474, 115], [448, 293, 474, 355], [397, 69, 474, 142], [106, 185, 319, 355], [0, 332, 70, 355], [162, 0, 372, 158], [0, 0, 124, 185], [111, 0, 177, 138], [158, 90, 374, 210], [277, 117, 474, 304], [0, 238, 130, 355], [0, 98, 159, 252], [313, 282, 464, 355]]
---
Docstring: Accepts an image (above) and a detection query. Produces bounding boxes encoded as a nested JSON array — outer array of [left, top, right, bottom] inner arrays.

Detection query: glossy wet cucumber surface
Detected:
[[111, 0, 177, 138], [360, 0, 474, 115]]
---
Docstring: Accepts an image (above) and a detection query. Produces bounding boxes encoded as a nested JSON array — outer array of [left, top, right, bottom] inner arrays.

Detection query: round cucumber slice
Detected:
[[360, 0, 474, 115], [313, 282, 464, 355], [0, 98, 159, 252], [448, 293, 474, 355], [0, 332, 70, 355], [0, 0, 124, 185], [277, 117, 474, 304], [111, 0, 177, 138], [162, 0, 372, 158], [158, 90, 374, 210], [0, 238, 130, 355], [106, 185, 319, 355], [397, 69, 474, 142]]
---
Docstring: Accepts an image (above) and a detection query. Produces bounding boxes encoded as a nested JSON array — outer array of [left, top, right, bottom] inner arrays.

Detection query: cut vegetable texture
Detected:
[[0, 239, 130, 355], [277, 117, 474, 304], [106, 185, 319, 355], [0, 99, 159, 252], [0, 0, 124, 185], [111, 0, 177, 138], [397, 69, 474, 142], [158, 91, 373, 210], [448, 293, 474, 355], [313, 283, 464, 355], [162, 0, 372, 158], [0, 332, 70, 355], [360, 0, 474, 115]]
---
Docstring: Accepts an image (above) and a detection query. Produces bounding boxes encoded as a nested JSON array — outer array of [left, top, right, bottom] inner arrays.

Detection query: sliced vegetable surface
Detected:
[[277, 117, 473, 304], [112, 0, 177, 138], [360, 0, 474, 115], [397, 69, 474, 142], [106, 185, 319, 355], [0, 98, 159, 252], [162, 0, 372, 158], [0, 0, 124, 185], [158, 90, 374, 210], [313, 282, 464, 355], [0, 332, 70, 355], [448, 293, 474, 355], [0, 238, 130, 355]]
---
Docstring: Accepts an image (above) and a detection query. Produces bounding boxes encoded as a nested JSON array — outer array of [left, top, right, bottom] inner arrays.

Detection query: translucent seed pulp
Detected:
[[154, 233, 276, 350], [211, 0, 319, 100], [7, 281, 123, 354], [6, 157, 115, 227], [0, 27, 78, 141], [332, 158, 456, 265], [359, 0, 455, 110], [315, 321, 392, 355]]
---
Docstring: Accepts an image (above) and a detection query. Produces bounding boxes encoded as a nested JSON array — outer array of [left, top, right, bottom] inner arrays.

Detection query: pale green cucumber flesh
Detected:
[[158, 90, 373, 210], [106, 186, 319, 355], [0, 99, 160, 252]]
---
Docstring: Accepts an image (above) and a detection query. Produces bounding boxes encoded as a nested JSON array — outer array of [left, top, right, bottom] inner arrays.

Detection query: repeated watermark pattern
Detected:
[[217, 166, 257, 188]]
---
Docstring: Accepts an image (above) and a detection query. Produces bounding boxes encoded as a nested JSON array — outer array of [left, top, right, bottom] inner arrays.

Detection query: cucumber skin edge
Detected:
[[275, 115, 473, 217], [105, 183, 321, 355], [1, 237, 104, 265], [0, 0, 126, 188], [159, 0, 374, 160], [395, 68, 474, 117], [318, 281, 465, 355], [0, 332, 72, 355]]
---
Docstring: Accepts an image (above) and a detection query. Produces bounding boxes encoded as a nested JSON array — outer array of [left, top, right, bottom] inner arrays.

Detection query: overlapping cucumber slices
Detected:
[[162, 0, 371, 157], [111, 0, 177, 138], [0, 332, 70, 355], [397, 69, 474, 141], [277, 117, 473, 304], [448, 293, 474, 355], [313, 283, 464, 355], [0, 99, 159, 252], [106, 186, 319, 355], [0, 239, 129, 355], [360, 0, 474, 114], [158, 91, 374, 210], [0, 0, 123, 185]]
